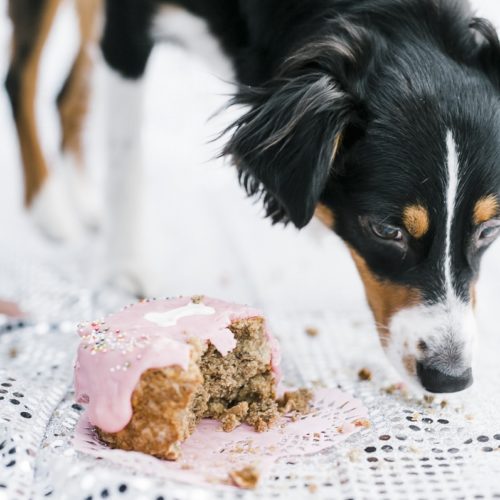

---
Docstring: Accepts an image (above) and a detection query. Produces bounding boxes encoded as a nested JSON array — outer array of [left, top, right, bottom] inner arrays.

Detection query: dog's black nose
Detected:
[[416, 362, 473, 393]]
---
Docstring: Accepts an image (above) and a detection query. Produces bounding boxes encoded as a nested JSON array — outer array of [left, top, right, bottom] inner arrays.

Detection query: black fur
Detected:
[[101, 0, 500, 306], [223, 73, 356, 227]]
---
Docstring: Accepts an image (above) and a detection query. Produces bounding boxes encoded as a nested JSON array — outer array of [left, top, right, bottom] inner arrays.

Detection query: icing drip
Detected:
[[74, 296, 281, 433]]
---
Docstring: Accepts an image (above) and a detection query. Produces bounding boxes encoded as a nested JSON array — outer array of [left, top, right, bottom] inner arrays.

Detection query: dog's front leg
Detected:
[[100, 0, 155, 296], [104, 69, 150, 296]]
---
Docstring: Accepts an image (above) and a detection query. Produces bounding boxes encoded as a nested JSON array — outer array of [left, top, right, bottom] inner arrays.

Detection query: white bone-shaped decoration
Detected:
[[144, 302, 215, 327]]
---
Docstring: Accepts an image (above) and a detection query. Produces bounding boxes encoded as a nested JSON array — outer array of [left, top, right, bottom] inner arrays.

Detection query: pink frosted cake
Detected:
[[74, 296, 281, 460]]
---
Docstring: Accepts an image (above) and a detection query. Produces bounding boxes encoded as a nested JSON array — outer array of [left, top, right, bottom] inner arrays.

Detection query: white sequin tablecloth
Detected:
[[1, 248, 500, 500]]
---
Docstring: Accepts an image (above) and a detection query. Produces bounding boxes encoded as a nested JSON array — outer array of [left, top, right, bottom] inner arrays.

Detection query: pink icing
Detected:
[[74, 296, 281, 433]]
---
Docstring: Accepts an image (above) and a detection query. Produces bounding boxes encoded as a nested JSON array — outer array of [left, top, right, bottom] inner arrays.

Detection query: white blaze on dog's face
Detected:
[[386, 132, 477, 393]]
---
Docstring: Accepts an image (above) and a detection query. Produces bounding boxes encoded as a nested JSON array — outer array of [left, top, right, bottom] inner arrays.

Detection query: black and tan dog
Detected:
[[6, 0, 500, 394]]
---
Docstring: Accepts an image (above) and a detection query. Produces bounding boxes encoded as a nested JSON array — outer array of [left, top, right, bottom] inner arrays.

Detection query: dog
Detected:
[[6, 0, 500, 394]]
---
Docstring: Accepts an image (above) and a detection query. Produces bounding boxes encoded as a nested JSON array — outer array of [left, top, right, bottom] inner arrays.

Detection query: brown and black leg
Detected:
[[56, 0, 101, 162], [55, 0, 102, 230], [5, 0, 61, 207]]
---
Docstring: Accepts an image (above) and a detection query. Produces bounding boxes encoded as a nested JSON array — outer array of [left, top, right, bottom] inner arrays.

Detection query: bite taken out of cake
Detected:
[[74, 296, 282, 460]]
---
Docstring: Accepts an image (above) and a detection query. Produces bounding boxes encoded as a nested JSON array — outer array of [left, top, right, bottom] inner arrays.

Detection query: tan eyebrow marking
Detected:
[[473, 195, 499, 225], [402, 204, 430, 239], [315, 203, 335, 229]]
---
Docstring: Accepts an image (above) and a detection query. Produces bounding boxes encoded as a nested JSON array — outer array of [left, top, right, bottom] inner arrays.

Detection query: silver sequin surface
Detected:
[[1, 251, 500, 500]]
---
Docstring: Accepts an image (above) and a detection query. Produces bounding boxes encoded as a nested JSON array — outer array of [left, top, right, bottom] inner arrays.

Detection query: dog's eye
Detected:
[[478, 220, 500, 246], [370, 221, 403, 241]]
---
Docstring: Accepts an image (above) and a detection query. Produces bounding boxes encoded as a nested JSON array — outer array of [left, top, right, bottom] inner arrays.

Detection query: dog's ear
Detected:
[[223, 72, 357, 228], [464, 18, 500, 89]]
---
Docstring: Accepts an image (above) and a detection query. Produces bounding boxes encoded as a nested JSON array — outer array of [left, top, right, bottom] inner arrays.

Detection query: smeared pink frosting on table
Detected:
[[74, 296, 281, 433]]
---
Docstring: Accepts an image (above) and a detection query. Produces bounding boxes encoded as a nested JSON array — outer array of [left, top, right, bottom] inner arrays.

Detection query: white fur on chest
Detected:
[[151, 5, 235, 80]]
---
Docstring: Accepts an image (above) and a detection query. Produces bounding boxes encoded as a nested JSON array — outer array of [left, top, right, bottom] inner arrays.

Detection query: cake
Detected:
[[74, 296, 281, 460]]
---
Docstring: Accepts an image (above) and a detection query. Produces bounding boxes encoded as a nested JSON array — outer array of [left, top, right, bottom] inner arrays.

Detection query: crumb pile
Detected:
[[74, 296, 281, 459]]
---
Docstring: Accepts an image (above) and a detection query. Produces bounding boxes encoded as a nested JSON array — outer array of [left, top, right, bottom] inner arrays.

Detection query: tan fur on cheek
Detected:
[[473, 195, 499, 225], [314, 203, 335, 229], [403, 205, 429, 239], [349, 249, 421, 347], [403, 355, 416, 376]]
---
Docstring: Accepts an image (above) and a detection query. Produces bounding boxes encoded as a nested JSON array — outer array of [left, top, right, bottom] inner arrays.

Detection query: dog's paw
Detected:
[[61, 154, 102, 232], [29, 173, 84, 242]]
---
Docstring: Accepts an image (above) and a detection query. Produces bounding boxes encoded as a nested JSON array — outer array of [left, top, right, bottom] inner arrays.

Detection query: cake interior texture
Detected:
[[97, 317, 279, 460]]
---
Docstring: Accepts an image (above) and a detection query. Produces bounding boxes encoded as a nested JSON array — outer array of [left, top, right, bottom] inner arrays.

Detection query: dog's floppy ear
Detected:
[[465, 18, 500, 89], [223, 72, 356, 228]]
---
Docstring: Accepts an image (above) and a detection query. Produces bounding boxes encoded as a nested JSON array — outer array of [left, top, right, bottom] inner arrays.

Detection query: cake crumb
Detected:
[[191, 295, 204, 304], [308, 484, 318, 493], [229, 465, 260, 489], [348, 448, 363, 462], [305, 326, 319, 337], [278, 388, 313, 415], [440, 400, 448, 409], [221, 402, 249, 432], [383, 383, 408, 397], [8, 347, 18, 359], [358, 368, 372, 381], [222, 413, 240, 432], [354, 418, 371, 428]]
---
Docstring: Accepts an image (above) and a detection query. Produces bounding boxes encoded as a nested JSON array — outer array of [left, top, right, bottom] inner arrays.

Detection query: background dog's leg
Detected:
[[56, 0, 102, 231], [100, 0, 154, 296], [5, 0, 82, 241]]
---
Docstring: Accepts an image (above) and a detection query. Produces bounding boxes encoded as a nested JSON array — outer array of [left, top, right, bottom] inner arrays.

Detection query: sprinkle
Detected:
[[78, 319, 151, 355]]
